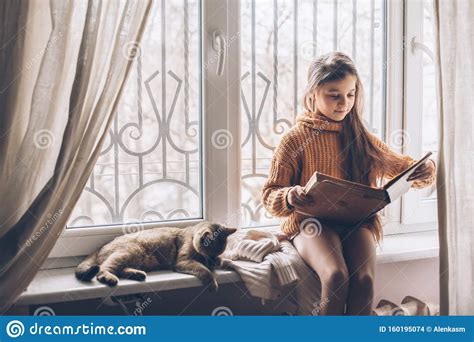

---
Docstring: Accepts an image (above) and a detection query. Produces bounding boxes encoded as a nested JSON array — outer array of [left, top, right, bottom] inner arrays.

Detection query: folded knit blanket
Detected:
[[221, 229, 322, 315]]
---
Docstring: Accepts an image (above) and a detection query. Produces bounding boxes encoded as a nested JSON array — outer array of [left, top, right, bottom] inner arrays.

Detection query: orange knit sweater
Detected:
[[261, 112, 436, 242]]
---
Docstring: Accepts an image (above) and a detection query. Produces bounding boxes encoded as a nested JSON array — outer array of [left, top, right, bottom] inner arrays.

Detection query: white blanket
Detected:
[[222, 229, 322, 315]]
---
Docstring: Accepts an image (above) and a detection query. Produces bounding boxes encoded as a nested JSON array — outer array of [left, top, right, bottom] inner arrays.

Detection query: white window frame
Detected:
[[384, 0, 437, 235], [380, 0, 405, 235], [48, 0, 241, 260], [401, 0, 438, 225], [47, 0, 437, 263]]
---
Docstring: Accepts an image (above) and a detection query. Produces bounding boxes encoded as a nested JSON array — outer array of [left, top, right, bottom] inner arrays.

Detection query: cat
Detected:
[[75, 221, 236, 291]]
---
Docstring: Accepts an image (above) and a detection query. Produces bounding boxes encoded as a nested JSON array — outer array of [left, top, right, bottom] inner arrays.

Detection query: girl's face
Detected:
[[313, 75, 357, 122]]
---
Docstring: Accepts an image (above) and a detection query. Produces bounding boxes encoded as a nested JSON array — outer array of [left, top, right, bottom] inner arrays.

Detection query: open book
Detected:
[[295, 152, 433, 226]]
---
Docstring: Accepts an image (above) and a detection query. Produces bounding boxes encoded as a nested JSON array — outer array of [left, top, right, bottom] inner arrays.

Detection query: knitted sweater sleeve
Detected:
[[371, 134, 436, 189], [261, 135, 299, 218]]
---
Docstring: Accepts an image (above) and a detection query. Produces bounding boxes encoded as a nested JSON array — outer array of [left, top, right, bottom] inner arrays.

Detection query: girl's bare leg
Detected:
[[341, 226, 377, 315], [293, 227, 349, 315]]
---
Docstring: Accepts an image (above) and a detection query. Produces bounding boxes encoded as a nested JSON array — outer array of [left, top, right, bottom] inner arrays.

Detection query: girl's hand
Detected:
[[275, 232, 289, 242], [287, 185, 315, 209], [407, 159, 436, 182]]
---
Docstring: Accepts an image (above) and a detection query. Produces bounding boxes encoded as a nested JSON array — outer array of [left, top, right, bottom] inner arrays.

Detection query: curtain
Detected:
[[434, 0, 474, 315], [0, 0, 151, 312]]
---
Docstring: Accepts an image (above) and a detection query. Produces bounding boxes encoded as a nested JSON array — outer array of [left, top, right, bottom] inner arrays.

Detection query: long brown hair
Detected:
[[303, 52, 397, 242]]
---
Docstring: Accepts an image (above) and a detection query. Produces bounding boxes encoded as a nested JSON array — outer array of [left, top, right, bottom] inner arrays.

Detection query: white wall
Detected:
[[374, 257, 439, 308]]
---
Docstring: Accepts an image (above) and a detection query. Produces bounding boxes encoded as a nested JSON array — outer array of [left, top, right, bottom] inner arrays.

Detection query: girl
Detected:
[[261, 52, 436, 315]]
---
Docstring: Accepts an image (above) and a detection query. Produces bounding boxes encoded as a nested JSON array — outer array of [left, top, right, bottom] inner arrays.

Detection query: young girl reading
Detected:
[[261, 52, 436, 315]]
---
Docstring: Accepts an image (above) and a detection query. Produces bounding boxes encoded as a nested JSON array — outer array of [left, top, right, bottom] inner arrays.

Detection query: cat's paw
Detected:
[[97, 271, 119, 286], [219, 258, 233, 269], [207, 256, 222, 270], [130, 270, 147, 281], [122, 268, 147, 281], [207, 277, 219, 292], [75, 265, 99, 281]]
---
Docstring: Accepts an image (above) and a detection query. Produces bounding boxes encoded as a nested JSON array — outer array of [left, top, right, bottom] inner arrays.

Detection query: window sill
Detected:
[[15, 269, 240, 306], [376, 230, 439, 264], [17, 229, 438, 307]]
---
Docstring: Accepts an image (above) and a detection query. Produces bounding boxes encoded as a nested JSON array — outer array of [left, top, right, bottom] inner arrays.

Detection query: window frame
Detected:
[[400, 0, 438, 226], [47, 0, 437, 263], [379, 0, 405, 235], [48, 0, 242, 260], [384, 0, 438, 235]]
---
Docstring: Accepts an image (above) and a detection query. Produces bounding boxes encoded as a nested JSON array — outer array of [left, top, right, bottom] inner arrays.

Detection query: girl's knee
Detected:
[[350, 271, 375, 296], [320, 267, 350, 290]]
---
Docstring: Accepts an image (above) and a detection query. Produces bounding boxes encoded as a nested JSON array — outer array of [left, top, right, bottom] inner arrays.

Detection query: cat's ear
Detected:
[[223, 227, 237, 236]]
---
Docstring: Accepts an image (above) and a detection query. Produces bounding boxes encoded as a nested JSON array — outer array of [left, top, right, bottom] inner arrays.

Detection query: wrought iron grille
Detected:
[[68, 0, 202, 228], [240, 0, 387, 227], [69, 0, 387, 229]]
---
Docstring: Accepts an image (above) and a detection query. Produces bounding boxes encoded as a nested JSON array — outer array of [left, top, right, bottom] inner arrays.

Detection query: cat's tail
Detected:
[[75, 251, 100, 281]]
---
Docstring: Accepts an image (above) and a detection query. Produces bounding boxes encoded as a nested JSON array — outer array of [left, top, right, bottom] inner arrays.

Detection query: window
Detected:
[[68, 0, 203, 229], [50, 0, 240, 259], [401, 0, 438, 227], [240, 0, 388, 228], [50, 0, 435, 259]]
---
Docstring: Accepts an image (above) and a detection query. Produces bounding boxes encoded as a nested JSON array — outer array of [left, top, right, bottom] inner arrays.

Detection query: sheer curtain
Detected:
[[434, 0, 474, 315], [0, 0, 151, 312]]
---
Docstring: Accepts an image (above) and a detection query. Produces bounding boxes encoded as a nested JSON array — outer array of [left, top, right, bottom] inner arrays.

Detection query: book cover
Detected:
[[296, 152, 433, 226]]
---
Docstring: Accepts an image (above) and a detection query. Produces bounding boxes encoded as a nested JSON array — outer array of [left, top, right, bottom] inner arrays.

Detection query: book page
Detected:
[[385, 152, 432, 202], [385, 173, 415, 202]]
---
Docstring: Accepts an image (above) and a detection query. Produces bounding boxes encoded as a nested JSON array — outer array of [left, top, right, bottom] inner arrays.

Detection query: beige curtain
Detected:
[[434, 0, 474, 315], [0, 0, 151, 312]]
